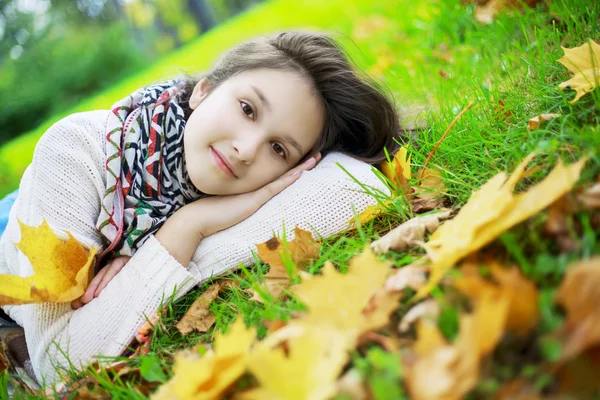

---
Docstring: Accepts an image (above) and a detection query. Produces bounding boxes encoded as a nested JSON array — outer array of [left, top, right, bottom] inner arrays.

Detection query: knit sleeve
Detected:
[[0, 111, 201, 386]]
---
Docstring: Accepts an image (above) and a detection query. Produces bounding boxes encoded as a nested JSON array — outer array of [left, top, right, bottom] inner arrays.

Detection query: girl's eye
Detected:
[[240, 101, 254, 119], [272, 143, 286, 159]]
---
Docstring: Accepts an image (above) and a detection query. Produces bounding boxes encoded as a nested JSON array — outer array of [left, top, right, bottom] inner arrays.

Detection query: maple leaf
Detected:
[[554, 257, 600, 360], [153, 317, 256, 400], [0, 218, 97, 305], [176, 280, 237, 335], [558, 39, 600, 103], [370, 209, 452, 254], [249, 227, 320, 302], [416, 153, 587, 299], [291, 246, 393, 334], [240, 327, 349, 400]]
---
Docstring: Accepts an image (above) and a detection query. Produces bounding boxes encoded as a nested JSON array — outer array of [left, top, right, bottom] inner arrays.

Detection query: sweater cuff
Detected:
[[130, 234, 201, 298]]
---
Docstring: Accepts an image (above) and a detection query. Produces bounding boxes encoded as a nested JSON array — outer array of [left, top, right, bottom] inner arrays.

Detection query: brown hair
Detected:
[[178, 30, 404, 165]]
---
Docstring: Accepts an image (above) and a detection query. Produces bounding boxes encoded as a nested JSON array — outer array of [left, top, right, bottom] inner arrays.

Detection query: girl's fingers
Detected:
[[80, 266, 109, 304], [94, 257, 130, 298]]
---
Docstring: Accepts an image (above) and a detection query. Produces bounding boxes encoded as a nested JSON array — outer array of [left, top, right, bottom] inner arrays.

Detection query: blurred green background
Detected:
[[0, 0, 440, 198]]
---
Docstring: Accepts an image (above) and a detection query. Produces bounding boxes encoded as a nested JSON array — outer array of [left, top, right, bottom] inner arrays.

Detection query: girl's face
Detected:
[[183, 68, 325, 195]]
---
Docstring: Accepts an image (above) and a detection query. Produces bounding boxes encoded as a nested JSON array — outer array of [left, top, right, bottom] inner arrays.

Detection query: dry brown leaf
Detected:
[[385, 264, 427, 292], [558, 39, 600, 103], [527, 113, 561, 130], [249, 226, 320, 302], [554, 257, 600, 360], [416, 153, 588, 299], [0, 218, 97, 305], [176, 280, 237, 335], [371, 210, 453, 254], [578, 182, 600, 209], [399, 300, 440, 333]]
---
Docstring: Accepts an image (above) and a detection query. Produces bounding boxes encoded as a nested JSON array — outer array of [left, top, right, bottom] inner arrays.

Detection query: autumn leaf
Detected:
[[415, 168, 447, 201], [554, 257, 600, 360], [240, 327, 349, 400], [453, 262, 539, 337], [291, 246, 392, 335], [380, 146, 412, 190], [0, 218, 97, 305], [474, 0, 540, 24], [558, 39, 600, 103], [176, 280, 237, 335], [416, 153, 587, 299], [153, 317, 256, 400], [527, 113, 561, 130], [249, 226, 320, 302], [370, 209, 452, 254]]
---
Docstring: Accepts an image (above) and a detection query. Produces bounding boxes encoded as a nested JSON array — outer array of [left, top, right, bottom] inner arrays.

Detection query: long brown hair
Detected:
[[178, 30, 404, 165]]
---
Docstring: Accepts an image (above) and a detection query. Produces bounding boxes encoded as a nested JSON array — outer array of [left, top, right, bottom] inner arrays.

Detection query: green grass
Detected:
[[3, 0, 600, 398]]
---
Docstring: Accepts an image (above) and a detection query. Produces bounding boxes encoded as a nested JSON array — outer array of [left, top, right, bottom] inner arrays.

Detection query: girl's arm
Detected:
[[0, 111, 202, 387]]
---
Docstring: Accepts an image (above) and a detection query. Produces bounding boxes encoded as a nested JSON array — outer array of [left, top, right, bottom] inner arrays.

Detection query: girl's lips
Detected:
[[210, 147, 236, 178]]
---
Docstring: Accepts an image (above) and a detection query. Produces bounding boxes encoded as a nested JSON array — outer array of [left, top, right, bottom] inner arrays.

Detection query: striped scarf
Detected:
[[95, 80, 205, 267]]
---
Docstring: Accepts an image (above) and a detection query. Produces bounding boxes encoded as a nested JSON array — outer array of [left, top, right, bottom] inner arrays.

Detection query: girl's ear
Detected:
[[189, 77, 213, 110]]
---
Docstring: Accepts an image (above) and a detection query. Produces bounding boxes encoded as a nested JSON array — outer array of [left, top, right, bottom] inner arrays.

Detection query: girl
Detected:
[[0, 30, 402, 388]]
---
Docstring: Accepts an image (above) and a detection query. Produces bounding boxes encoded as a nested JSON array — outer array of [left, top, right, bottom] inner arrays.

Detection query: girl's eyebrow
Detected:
[[250, 85, 304, 156]]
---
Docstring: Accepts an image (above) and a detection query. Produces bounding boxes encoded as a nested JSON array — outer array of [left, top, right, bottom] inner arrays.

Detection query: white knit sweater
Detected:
[[0, 110, 390, 386]]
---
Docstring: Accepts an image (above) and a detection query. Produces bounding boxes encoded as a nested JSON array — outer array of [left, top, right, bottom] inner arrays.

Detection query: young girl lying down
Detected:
[[0, 30, 402, 387]]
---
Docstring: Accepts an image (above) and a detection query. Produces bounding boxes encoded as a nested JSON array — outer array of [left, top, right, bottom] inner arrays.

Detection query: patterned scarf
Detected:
[[95, 80, 206, 267]]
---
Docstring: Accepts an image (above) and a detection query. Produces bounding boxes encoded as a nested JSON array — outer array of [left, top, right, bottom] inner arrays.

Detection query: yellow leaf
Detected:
[[291, 246, 392, 334], [415, 154, 587, 299], [380, 146, 411, 189], [241, 327, 349, 400], [415, 168, 447, 200], [249, 227, 320, 302], [153, 317, 256, 400], [558, 39, 600, 103], [0, 218, 97, 305], [345, 200, 392, 228]]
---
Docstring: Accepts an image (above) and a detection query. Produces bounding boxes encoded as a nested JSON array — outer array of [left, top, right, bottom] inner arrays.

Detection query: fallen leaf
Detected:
[[399, 300, 440, 333], [554, 257, 600, 360], [416, 153, 587, 299], [153, 317, 256, 400], [0, 218, 97, 305], [176, 280, 237, 335], [241, 327, 349, 400], [345, 200, 393, 229], [291, 246, 393, 335], [406, 315, 480, 400], [527, 113, 561, 130], [558, 39, 600, 103], [249, 226, 320, 302], [415, 168, 447, 201], [336, 369, 368, 400], [578, 182, 600, 209], [453, 262, 539, 337], [371, 210, 452, 254], [385, 264, 427, 292], [380, 146, 412, 191], [413, 319, 446, 357]]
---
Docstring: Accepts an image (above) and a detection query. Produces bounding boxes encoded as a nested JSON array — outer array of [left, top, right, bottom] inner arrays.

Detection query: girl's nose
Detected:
[[233, 134, 262, 165]]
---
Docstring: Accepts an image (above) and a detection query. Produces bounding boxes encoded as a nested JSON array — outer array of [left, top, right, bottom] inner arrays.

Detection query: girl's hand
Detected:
[[191, 152, 322, 238], [70, 255, 132, 309]]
